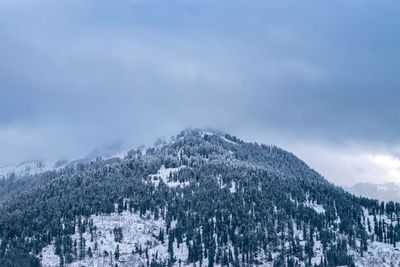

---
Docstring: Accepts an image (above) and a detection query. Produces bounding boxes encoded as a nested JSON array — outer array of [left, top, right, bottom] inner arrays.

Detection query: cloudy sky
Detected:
[[1, 0, 400, 186]]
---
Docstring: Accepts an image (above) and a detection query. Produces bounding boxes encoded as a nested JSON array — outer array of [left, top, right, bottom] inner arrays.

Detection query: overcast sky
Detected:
[[1, 0, 400, 186]]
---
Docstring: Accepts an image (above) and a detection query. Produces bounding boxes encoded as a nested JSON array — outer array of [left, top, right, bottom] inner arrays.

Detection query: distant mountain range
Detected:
[[0, 147, 127, 180], [347, 182, 400, 202]]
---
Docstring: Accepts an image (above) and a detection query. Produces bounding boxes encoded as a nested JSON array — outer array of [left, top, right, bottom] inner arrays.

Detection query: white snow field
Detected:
[[304, 200, 326, 215], [40, 206, 400, 267], [41, 211, 169, 267], [148, 165, 190, 188]]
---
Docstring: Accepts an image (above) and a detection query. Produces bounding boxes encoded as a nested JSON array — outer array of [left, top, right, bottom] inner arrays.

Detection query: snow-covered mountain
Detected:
[[347, 182, 400, 202], [1, 129, 400, 267], [0, 160, 68, 179], [0, 150, 128, 180]]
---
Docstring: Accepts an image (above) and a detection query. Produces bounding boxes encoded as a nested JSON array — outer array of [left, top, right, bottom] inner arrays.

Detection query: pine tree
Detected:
[[87, 247, 93, 258], [59, 255, 64, 267], [115, 245, 120, 261]]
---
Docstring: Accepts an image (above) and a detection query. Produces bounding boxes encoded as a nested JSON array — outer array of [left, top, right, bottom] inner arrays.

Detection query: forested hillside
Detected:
[[0, 129, 399, 266]]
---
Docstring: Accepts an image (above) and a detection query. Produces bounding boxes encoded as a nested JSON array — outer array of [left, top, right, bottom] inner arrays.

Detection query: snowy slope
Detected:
[[41, 210, 325, 267], [352, 208, 400, 266], [0, 160, 62, 179], [148, 165, 190, 188], [41, 211, 169, 267], [42, 209, 378, 267], [0, 151, 128, 180]]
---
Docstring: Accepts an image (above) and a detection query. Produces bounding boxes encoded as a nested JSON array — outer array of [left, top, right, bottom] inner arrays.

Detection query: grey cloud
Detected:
[[0, 0, 400, 175]]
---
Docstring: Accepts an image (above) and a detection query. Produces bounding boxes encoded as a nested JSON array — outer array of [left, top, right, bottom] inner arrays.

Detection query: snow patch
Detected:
[[353, 241, 400, 266], [220, 136, 237, 145], [41, 211, 167, 267], [304, 200, 326, 214], [149, 165, 189, 188], [230, 181, 237, 193]]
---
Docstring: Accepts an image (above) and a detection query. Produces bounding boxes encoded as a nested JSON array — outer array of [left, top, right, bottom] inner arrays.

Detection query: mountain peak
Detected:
[[176, 127, 227, 138]]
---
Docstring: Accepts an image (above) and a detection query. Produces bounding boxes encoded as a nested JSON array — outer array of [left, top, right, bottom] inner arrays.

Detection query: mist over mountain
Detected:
[[0, 144, 127, 180], [1, 129, 400, 267]]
